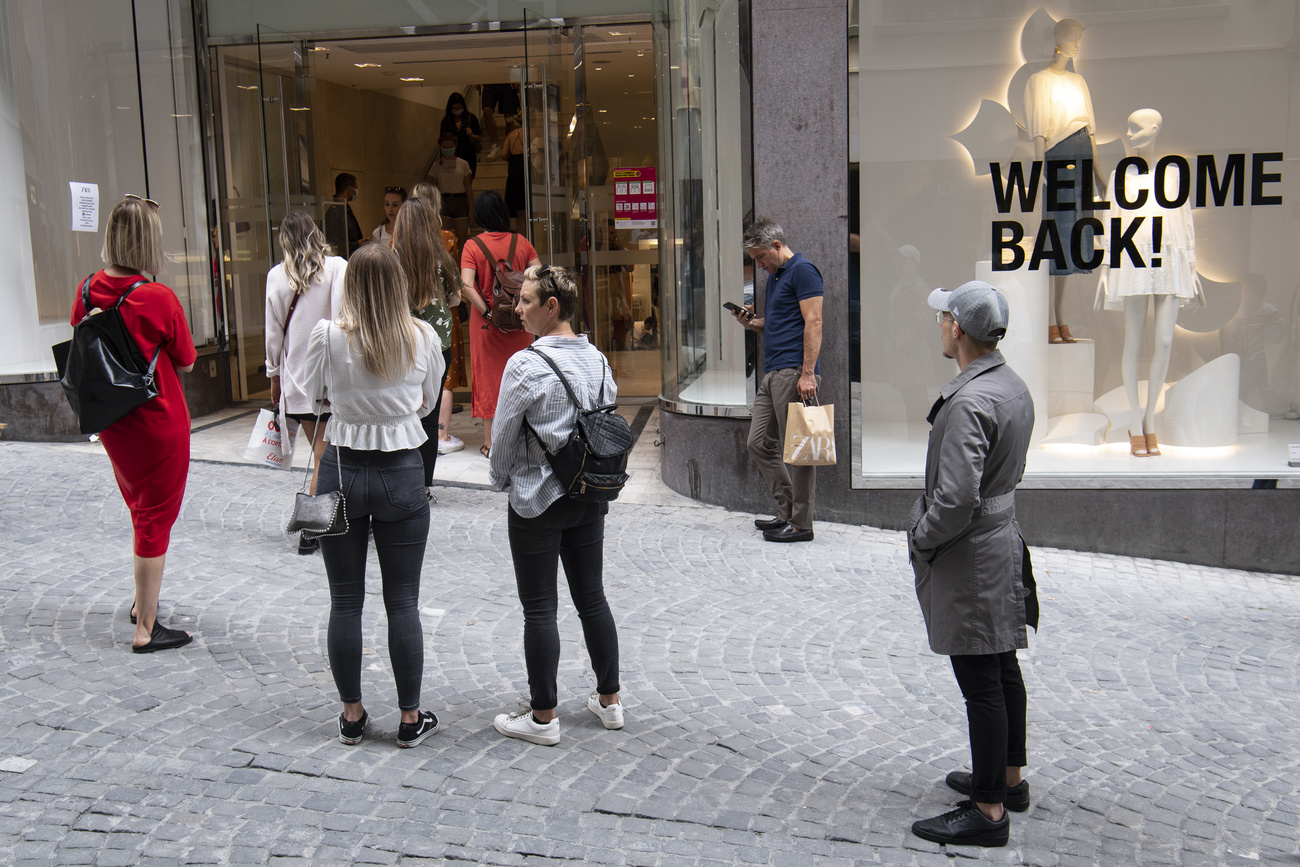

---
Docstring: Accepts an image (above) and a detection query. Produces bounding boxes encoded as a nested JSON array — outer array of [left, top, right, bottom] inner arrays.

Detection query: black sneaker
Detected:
[[397, 710, 439, 748], [338, 711, 367, 745], [945, 771, 1031, 812], [298, 535, 320, 555], [912, 801, 1009, 847]]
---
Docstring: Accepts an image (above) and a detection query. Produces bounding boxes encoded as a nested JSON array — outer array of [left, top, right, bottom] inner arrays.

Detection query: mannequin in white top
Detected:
[[1025, 18, 1105, 344], [1095, 109, 1200, 457]]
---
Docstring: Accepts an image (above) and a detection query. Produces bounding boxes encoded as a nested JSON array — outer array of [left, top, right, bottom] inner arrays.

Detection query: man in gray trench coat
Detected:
[[907, 280, 1038, 848]]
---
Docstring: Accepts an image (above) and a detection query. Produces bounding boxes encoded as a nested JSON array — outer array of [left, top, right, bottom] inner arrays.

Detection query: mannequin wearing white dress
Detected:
[[1095, 109, 1201, 457], [1025, 18, 1105, 344]]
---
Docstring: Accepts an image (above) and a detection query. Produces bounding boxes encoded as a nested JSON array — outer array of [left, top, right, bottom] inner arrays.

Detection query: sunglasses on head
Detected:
[[124, 193, 159, 209], [385, 186, 407, 196]]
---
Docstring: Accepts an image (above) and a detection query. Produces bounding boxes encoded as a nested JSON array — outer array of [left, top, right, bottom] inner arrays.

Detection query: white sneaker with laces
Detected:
[[493, 707, 559, 745], [437, 435, 464, 455], [587, 692, 624, 729]]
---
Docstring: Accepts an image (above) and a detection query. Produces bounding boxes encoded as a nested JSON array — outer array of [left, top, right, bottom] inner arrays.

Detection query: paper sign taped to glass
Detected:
[[783, 402, 836, 466]]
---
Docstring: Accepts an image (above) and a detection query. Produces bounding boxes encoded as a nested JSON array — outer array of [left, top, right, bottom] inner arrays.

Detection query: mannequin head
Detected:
[[1053, 19, 1083, 58], [1125, 109, 1163, 156]]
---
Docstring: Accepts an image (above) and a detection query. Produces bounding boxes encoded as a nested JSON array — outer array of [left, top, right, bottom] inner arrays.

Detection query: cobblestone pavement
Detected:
[[1, 440, 1299, 865]]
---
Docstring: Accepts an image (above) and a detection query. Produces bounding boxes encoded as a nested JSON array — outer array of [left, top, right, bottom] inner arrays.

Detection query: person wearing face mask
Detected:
[[439, 92, 482, 179], [324, 173, 367, 260], [429, 132, 474, 252]]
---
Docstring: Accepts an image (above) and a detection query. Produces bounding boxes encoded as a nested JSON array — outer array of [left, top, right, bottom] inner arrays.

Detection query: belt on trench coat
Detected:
[[975, 491, 1015, 517]]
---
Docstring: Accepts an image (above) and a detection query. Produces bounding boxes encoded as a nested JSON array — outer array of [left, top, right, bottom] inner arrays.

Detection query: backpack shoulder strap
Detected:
[[506, 232, 519, 266], [79, 275, 94, 317], [113, 278, 151, 308], [471, 235, 494, 268], [527, 345, 583, 409]]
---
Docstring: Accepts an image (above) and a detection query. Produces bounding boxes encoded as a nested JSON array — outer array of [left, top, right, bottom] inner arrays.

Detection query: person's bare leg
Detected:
[[343, 700, 366, 723], [1006, 766, 1023, 786], [483, 417, 493, 452], [1052, 275, 1068, 329], [598, 692, 619, 706], [132, 553, 189, 646], [533, 707, 556, 723], [438, 389, 454, 441], [483, 106, 498, 148]]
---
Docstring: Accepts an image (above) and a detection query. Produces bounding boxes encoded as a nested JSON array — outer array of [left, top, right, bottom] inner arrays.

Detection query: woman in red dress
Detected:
[[70, 195, 197, 653], [459, 190, 541, 456]]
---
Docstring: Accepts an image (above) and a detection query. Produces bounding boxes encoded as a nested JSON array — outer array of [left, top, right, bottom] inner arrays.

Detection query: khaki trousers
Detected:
[[747, 368, 819, 529]]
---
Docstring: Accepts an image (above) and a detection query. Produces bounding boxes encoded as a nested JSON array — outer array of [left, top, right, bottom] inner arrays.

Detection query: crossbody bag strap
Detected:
[[281, 292, 303, 341], [527, 345, 583, 410]]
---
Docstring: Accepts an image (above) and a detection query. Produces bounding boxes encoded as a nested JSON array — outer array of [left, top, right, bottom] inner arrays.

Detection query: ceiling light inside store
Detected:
[[236, 85, 258, 91], [400, 77, 424, 82], [289, 106, 310, 111], [354, 62, 380, 68], [310, 46, 329, 51]]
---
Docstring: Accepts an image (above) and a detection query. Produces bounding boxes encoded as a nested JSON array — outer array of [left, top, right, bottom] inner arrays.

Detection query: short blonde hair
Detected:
[[523, 264, 580, 324], [102, 197, 164, 275]]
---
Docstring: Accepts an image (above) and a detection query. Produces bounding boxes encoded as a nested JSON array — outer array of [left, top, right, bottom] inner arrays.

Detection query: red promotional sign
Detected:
[[613, 167, 657, 230]]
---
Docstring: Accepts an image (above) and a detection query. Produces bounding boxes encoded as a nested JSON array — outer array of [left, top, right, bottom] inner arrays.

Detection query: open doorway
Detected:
[[209, 21, 660, 404]]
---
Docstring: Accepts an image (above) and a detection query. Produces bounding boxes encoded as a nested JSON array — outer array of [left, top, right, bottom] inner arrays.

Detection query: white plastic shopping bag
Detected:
[[243, 407, 298, 469]]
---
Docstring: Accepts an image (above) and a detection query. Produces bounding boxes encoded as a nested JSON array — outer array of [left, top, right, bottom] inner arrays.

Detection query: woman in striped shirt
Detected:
[[487, 265, 625, 745]]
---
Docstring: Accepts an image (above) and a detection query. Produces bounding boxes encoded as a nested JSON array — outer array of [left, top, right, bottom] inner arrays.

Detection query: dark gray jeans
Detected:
[[318, 446, 429, 711], [507, 497, 620, 710]]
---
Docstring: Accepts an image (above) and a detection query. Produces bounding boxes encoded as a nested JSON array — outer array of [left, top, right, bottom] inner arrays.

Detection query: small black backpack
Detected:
[[524, 346, 633, 502], [53, 275, 160, 434]]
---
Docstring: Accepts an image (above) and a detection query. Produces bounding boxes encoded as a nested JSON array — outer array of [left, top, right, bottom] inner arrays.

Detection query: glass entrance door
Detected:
[[216, 26, 318, 402], [521, 13, 580, 274]]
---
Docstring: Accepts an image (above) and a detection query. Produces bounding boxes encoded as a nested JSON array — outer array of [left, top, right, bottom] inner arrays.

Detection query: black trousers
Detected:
[[949, 650, 1027, 804], [507, 497, 620, 710]]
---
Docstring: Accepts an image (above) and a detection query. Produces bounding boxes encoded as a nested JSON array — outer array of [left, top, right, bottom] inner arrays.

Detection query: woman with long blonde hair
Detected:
[[393, 195, 460, 498], [411, 183, 468, 456], [265, 210, 346, 553], [301, 244, 445, 748]]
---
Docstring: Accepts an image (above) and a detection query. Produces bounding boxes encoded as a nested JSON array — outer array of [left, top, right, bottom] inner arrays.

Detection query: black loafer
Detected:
[[946, 771, 1030, 812], [754, 516, 786, 531], [763, 523, 814, 543], [132, 622, 192, 654], [912, 801, 1009, 847]]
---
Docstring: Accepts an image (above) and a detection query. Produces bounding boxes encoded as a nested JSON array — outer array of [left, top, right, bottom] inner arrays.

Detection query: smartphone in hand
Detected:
[[723, 301, 753, 321]]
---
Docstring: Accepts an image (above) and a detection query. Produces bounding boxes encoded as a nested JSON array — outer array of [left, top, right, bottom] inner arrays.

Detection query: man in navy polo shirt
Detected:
[[731, 218, 824, 542]]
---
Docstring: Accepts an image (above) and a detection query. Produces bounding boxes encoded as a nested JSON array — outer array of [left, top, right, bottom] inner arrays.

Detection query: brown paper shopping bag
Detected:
[[783, 401, 836, 466]]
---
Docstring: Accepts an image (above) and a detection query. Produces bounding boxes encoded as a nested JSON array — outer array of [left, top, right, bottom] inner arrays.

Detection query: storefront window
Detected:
[[654, 0, 753, 411], [0, 0, 214, 378], [851, 1, 1300, 485]]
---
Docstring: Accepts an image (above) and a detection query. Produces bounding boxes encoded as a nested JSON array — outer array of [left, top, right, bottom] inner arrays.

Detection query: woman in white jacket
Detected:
[[265, 211, 347, 554]]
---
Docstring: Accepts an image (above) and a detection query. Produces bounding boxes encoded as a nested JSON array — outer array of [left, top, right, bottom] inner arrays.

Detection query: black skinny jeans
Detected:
[[318, 446, 430, 711], [417, 347, 453, 487], [507, 497, 620, 711], [949, 650, 1027, 805]]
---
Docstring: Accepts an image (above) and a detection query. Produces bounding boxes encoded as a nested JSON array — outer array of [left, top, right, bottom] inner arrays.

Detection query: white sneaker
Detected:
[[437, 435, 464, 455], [484, 144, 502, 160], [493, 707, 559, 745], [587, 692, 624, 730]]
